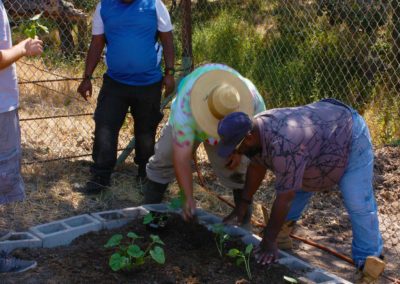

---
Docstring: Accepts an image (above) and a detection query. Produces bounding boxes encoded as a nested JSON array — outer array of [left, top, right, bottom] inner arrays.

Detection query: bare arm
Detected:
[[172, 140, 195, 220], [224, 160, 267, 223], [255, 190, 295, 265], [77, 34, 105, 100], [159, 31, 175, 95], [0, 37, 43, 70]]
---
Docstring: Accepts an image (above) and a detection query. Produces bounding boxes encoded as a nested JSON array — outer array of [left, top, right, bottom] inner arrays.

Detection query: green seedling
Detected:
[[143, 188, 185, 228], [227, 243, 253, 280], [168, 188, 185, 210], [211, 223, 230, 257], [143, 212, 168, 228], [23, 13, 49, 39], [104, 232, 165, 272]]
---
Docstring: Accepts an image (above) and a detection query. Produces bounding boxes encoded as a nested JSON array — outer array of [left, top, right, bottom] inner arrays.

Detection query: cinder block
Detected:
[[197, 214, 222, 225], [30, 214, 101, 248], [306, 270, 351, 284], [279, 257, 312, 273], [91, 209, 133, 230], [241, 234, 262, 246], [222, 225, 249, 237], [0, 232, 42, 253], [122, 206, 149, 218], [142, 203, 170, 213]]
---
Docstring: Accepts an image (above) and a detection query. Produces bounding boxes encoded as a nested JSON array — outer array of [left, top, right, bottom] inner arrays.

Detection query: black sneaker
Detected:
[[0, 252, 37, 274], [78, 176, 110, 195], [136, 175, 148, 195]]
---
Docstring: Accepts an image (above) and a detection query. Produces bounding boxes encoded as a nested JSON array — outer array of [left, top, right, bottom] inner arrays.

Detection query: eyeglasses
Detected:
[[234, 136, 247, 151]]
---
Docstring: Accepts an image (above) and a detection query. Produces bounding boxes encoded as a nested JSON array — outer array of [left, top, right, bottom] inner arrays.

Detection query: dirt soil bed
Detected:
[[1, 214, 299, 283]]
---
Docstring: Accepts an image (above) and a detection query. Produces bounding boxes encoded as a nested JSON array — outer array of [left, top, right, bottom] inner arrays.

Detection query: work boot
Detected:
[[355, 256, 385, 284], [276, 221, 295, 250], [262, 206, 295, 250], [142, 178, 169, 204], [0, 251, 37, 274], [79, 175, 110, 195], [232, 189, 253, 231]]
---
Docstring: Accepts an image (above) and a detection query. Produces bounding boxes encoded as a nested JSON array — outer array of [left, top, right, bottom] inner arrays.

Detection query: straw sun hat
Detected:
[[190, 69, 254, 138]]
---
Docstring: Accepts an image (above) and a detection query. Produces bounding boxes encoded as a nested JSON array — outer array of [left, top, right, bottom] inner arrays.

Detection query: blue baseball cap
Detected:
[[217, 112, 252, 158]]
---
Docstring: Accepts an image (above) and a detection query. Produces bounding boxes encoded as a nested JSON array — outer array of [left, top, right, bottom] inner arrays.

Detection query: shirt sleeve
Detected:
[[0, 4, 8, 42], [92, 3, 104, 35], [156, 0, 173, 32]]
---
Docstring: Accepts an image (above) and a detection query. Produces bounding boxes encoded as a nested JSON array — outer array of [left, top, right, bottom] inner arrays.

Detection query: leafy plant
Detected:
[[143, 188, 185, 228], [227, 244, 253, 280], [104, 232, 165, 272], [168, 188, 185, 210], [23, 13, 49, 39], [211, 223, 230, 257]]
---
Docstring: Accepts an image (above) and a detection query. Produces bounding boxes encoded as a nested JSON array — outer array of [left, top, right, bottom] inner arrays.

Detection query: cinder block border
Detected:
[[0, 231, 42, 253], [29, 214, 102, 248], [3, 204, 351, 283]]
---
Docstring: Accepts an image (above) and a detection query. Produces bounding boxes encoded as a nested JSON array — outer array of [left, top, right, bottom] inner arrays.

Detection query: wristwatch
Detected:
[[164, 67, 175, 76]]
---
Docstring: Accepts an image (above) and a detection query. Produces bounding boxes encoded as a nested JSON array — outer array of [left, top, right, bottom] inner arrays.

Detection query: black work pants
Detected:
[[91, 74, 163, 180]]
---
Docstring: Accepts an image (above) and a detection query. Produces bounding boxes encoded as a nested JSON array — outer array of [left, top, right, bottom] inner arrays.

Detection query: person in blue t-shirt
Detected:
[[77, 0, 175, 194]]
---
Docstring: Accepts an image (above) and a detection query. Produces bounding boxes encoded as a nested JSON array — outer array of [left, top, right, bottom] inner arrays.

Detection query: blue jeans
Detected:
[[286, 109, 383, 268]]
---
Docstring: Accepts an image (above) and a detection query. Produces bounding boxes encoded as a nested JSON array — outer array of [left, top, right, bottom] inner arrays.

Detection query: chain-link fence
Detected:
[[3, 0, 399, 280]]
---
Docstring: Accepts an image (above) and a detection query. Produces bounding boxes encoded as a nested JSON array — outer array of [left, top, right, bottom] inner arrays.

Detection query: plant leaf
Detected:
[[150, 234, 165, 245], [36, 23, 49, 34], [245, 244, 253, 255], [135, 256, 145, 266], [150, 246, 165, 264], [227, 248, 240, 257], [104, 234, 123, 248], [169, 197, 183, 210], [212, 223, 224, 234], [283, 276, 298, 284], [127, 232, 140, 240], [30, 13, 43, 21], [127, 245, 144, 258], [236, 258, 244, 266], [143, 213, 154, 224], [109, 253, 128, 271]]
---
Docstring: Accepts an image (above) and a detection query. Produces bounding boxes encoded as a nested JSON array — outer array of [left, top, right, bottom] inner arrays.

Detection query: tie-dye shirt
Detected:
[[169, 63, 266, 146], [253, 100, 353, 193]]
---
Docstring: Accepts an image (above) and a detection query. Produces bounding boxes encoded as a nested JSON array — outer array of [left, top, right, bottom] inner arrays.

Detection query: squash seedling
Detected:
[[143, 188, 185, 229], [211, 223, 230, 257], [23, 13, 49, 39], [227, 243, 254, 280], [104, 232, 165, 272]]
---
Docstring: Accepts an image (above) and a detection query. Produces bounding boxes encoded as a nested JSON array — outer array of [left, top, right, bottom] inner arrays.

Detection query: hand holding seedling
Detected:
[[254, 238, 279, 266], [182, 196, 196, 222], [17, 37, 43, 57]]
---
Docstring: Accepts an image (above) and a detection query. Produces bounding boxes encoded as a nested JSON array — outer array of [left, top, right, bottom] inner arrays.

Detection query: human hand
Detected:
[[225, 152, 242, 170], [162, 74, 175, 96], [20, 37, 43, 57], [223, 201, 248, 226], [182, 196, 196, 222], [77, 78, 92, 101], [254, 238, 279, 265]]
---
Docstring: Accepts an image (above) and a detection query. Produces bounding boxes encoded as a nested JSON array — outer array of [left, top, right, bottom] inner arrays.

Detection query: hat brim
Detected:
[[217, 143, 238, 158], [190, 70, 254, 139]]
